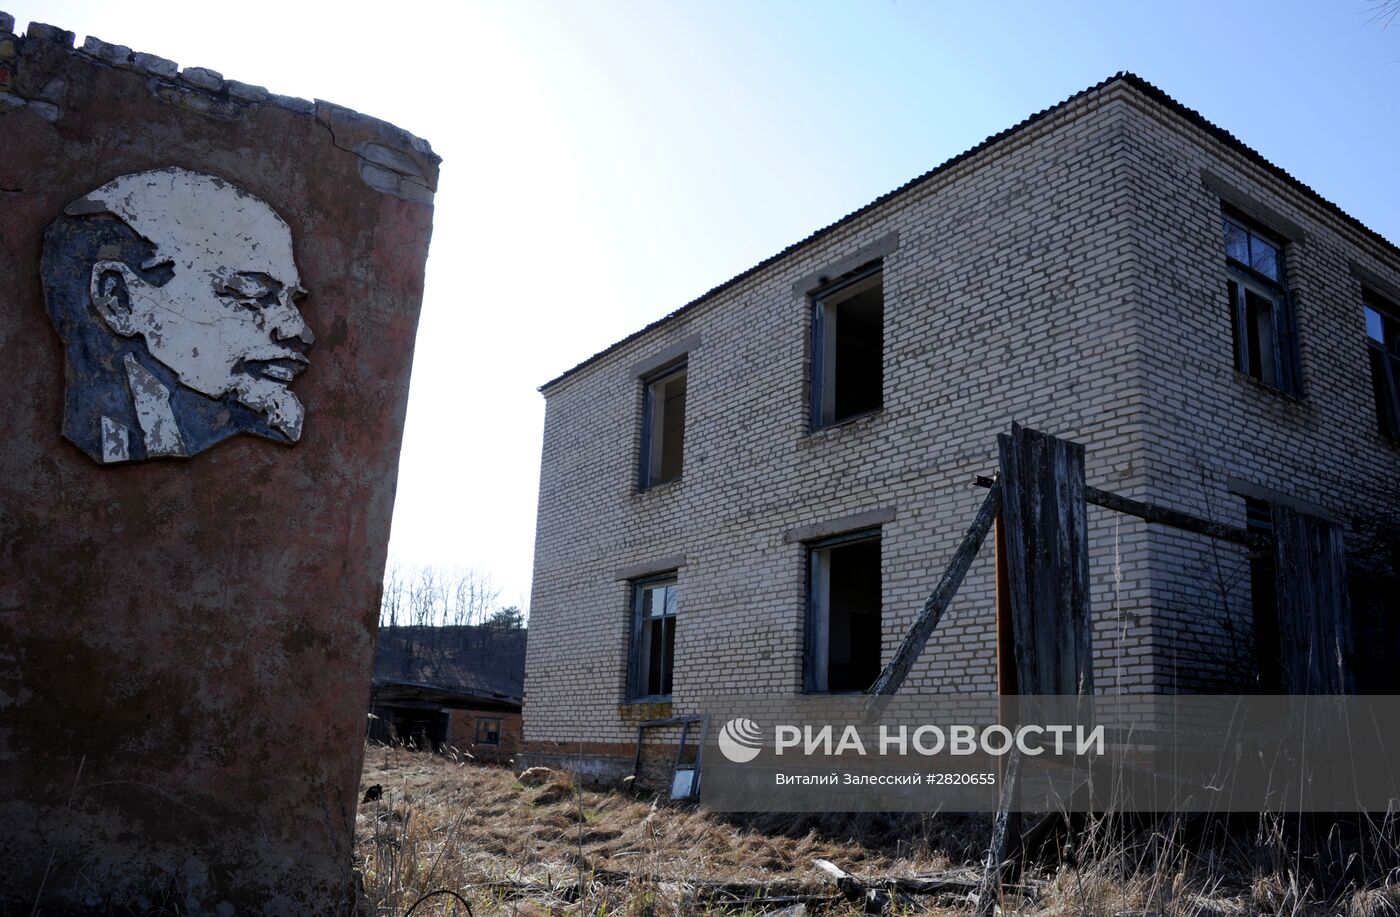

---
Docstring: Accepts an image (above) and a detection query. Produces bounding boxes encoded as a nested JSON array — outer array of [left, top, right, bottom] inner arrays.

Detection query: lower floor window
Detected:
[[806, 531, 882, 693], [475, 717, 501, 745], [631, 575, 677, 699]]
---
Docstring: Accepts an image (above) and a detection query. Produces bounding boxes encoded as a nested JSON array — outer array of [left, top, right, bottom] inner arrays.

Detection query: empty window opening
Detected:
[[475, 717, 501, 745], [631, 576, 677, 699], [806, 531, 882, 692], [1222, 214, 1298, 392], [641, 364, 686, 487], [1364, 295, 1400, 440], [812, 267, 884, 428]]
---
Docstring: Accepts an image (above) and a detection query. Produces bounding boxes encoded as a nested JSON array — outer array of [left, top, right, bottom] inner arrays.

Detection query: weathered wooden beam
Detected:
[[813, 858, 865, 903], [864, 481, 1002, 709], [887, 872, 1039, 899], [973, 475, 1266, 549], [1084, 484, 1263, 548], [994, 513, 1016, 698], [999, 425, 1093, 697], [1272, 505, 1355, 694], [976, 747, 1023, 916]]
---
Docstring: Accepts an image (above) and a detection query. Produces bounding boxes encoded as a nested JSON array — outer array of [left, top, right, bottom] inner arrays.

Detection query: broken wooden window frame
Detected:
[[804, 527, 882, 694], [639, 361, 687, 489], [1222, 211, 1302, 395], [630, 713, 708, 799], [810, 262, 884, 431], [1364, 291, 1400, 441], [628, 573, 678, 701]]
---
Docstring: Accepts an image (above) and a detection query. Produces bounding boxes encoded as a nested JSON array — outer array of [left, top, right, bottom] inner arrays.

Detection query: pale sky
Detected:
[[12, 1, 1400, 610]]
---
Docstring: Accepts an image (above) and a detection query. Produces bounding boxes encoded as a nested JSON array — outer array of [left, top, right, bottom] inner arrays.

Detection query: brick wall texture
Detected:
[[523, 77, 1400, 761]]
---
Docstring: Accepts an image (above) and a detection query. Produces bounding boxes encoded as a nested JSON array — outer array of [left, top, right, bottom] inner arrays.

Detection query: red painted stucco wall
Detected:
[[0, 16, 437, 914]]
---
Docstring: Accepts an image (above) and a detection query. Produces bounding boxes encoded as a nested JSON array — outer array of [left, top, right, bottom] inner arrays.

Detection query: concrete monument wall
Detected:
[[0, 13, 438, 914]]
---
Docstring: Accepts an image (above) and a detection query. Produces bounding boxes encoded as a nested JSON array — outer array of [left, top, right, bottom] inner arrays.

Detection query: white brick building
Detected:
[[523, 74, 1400, 777]]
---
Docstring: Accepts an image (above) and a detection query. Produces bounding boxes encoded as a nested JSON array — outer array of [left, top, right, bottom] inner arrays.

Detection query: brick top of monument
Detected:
[[0, 10, 439, 203]]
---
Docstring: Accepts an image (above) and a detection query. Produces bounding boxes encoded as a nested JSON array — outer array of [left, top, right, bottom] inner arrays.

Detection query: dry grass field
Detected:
[[354, 744, 1400, 917]]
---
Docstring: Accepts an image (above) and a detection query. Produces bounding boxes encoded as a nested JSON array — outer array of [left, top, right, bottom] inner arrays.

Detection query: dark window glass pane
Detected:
[[636, 616, 653, 692], [1249, 236, 1279, 281], [635, 579, 676, 697], [1223, 219, 1249, 263], [647, 619, 664, 695], [661, 617, 674, 695]]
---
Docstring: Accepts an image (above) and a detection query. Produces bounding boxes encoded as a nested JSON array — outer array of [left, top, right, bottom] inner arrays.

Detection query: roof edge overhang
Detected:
[[538, 72, 1400, 395]]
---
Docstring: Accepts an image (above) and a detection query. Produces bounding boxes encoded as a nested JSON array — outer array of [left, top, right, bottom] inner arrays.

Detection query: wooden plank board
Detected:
[[1271, 505, 1355, 694], [998, 423, 1093, 697], [976, 746, 1023, 916], [974, 476, 1263, 549]]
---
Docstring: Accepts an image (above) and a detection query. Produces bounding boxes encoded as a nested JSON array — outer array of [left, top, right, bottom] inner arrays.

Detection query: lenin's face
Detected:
[[82, 169, 314, 441]]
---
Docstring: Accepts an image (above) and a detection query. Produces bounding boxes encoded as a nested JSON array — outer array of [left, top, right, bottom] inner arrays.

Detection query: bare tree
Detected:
[[377, 563, 503, 629], [381, 560, 406, 629], [1367, 0, 1400, 29]]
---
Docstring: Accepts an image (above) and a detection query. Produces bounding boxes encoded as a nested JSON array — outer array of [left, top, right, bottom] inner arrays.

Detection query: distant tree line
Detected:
[[379, 562, 524, 630]]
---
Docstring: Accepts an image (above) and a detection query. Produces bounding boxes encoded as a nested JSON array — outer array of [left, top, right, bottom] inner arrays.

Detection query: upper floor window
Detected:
[[811, 265, 884, 429], [630, 575, 677, 700], [1222, 214, 1302, 395], [1365, 294, 1400, 440], [640, 363, 686, 488]]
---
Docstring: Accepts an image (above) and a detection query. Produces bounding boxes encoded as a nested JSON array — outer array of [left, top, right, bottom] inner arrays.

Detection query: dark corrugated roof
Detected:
[[371, 679, 521, 711], [372, 624, 526, 703], [539, 71, 1399, 393]]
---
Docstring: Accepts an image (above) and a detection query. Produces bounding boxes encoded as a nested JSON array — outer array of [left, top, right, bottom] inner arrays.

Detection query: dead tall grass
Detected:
[[354, 744, 1400, 916], [355, 742, 957, 915]]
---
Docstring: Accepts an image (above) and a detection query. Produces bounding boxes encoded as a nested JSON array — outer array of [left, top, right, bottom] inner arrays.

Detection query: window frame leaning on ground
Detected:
[[809, 261, 885, 430], [638, 360, 687, 489], [1364, 291, 1400, 441], [804, 527, 883, 694], [628, 573, 678, 702], [1222, 211, 1302, 395]]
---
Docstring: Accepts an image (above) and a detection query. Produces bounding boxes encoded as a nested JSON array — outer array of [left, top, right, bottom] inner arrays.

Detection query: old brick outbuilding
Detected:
[[370, 624, 525, 764], [523, 74, 1400, 780]]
